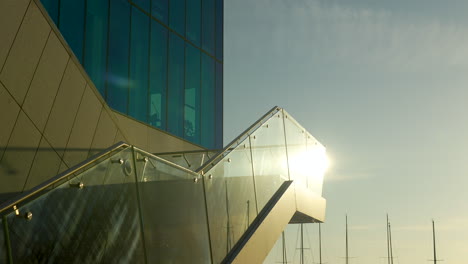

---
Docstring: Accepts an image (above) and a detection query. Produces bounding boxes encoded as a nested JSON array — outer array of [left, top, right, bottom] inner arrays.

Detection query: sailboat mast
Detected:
[[301, 223, 304, 264], [386, 215, 390, 264], [345, 214, 348, 264], [432, 220, 437, 264], [389, 222, 394, 264], [282, 231, 287, 264], [319, 223, 322, 264]]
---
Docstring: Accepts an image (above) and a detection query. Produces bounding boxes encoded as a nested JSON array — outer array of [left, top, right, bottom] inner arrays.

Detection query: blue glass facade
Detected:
[[40, 0, 223, 149]]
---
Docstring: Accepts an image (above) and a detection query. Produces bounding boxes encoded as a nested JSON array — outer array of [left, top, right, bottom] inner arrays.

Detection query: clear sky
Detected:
[[224, 0, 468, 263]]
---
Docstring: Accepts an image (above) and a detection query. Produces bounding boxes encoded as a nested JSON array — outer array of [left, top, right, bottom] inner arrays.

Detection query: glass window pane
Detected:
[[169, 0, 185, 36], [167, 33, 185, 137], [107, 0, 131, 114], [129, 7, 150, 122], [59, 0, 85, 62], [215, 0, 223, 60], [84, 0, 109, 97], [152, 0, 168, 24], [185, 44, 201, 144], [131, 0, 150, 12], [40, 0, 59, 25], [202, 0, 215, 55], [201, 53, 215, 148], [149, 21, 168, 129], [215, 62, 223, 148], [186, 0, 201, 46]]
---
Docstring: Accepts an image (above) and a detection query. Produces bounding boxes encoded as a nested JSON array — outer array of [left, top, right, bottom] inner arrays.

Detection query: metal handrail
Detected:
[[196, 106, 282, 174], [133, 146, 201, 176], [0, 141, 130, 214]]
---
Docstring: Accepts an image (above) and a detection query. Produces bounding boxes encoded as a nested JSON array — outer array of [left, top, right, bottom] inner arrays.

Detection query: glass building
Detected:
[[40, 0, 223, 149]]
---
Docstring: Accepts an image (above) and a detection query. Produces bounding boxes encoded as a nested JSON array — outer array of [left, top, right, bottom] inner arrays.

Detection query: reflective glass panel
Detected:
[[133, 148, 211, 263], [149, 21, 168, 129], [129, 7, 150, 122], [204, 141, 257, 264], [306, 133, 326, 196], [167, 33, 185, 137], [107, 0, 131, 114], [4, 148, 146, 262], [250, 111, 288, 209], [152, 0, 168, 24], [202, 0, 215, 55], [157, 151, 217, 171], [131, 0, 150, 12], [84, 0, 109, 96], [215, 62, 223, 149], [186, 0, 201, 46], [284, 114, 308, 186], [0, 217, 7, 263], [201, 53, 215, 148], [215, 0, 223, 60], [185, 44, 201, 143], [169, 0, 185, 36], [59, 0, 85, 62], [40, 0, 59, 24]]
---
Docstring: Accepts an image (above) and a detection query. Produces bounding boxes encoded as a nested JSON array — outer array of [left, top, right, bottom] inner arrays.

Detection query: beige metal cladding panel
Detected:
[[89, 109, 118, 157], [43, 61, 86, 156], [0, 111, 41, 195], [113, 112, 149, 149], [24, 137, 62, 190], [62, 85, 102, 168], [0, 82, 21, 159], [0, 0, 30, 69], [0, 1, 50, 104], [22, 32, 69, 132]]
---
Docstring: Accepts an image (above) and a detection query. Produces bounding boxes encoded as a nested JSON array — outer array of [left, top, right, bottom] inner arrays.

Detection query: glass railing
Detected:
[[0, 106, 328, 263], [156, 150, 220, 171], [197, 107, 328, 263], [0, 143, 211, 263]]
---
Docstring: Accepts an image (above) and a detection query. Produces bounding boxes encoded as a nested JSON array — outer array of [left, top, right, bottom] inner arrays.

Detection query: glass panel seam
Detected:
[[248, 136, 259, 215], [104, 0, 111, 101], [281, 110, 291, 181], [127, 1, 222, 64], [127, 6, 132, 115], [130, 146, 149, 264], [201, 175, 215, 263], [82, 0, 88, 63], [2, 215, 13, 263]]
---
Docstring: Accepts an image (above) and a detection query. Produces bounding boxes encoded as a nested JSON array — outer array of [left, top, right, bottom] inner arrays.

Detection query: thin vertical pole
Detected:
[[345, 215, 348, 264], [433, 220, 437, 264], [301, 223, 304, 264], [389, 222, 393, 264], [282, 231, 287, 264], [386, 214, 390, 264], [319, 223, 322, 264]]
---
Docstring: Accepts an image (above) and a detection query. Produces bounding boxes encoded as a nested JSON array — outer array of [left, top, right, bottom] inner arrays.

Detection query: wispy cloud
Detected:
[[231, 0, 468, 73]]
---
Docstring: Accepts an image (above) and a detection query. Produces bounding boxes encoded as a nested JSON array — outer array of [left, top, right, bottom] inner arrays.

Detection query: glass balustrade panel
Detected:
[[3, 147, 146, 263], [250, 111, 289, 209], [133, 148, 212, 263], [0, 217, 6, 263], [305, 133, 327, 196], [204, 139, 257, 264], [284, 114, 308, 187]]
